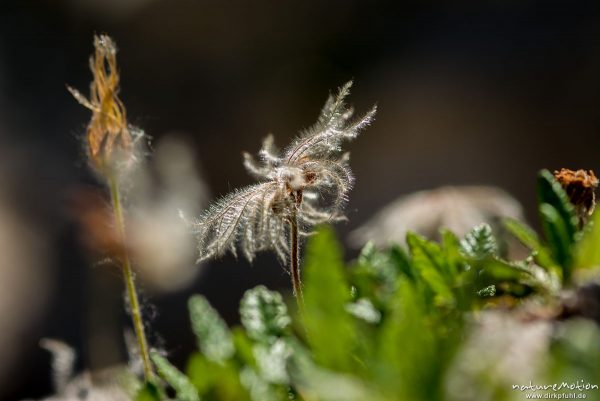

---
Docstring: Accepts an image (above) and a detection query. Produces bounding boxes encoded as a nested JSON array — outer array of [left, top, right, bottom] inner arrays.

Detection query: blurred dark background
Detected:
[[2, 0, 600, 399]]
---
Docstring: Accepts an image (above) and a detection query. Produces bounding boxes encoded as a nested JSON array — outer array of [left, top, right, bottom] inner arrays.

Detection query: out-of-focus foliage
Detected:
[[505, 169, 599, 286], [31, 168, 600, 401], [151, 353, 198, 401], [68, 34, 146, 178], [147, 169, 600, 400]]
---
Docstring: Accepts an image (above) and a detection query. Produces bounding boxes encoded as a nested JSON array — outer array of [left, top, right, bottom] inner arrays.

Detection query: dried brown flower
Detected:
[[553, 168, 598, 221], [69, 34, 153, 379], [68, 34, 143, 176]]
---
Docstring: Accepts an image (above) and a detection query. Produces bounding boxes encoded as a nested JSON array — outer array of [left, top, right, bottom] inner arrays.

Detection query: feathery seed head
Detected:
[[194, 81, 376, 263]]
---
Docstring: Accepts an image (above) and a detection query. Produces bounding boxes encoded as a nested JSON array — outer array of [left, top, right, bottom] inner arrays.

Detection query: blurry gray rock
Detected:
[[126, 135, 210, 293], [349, 186, 524, 248]]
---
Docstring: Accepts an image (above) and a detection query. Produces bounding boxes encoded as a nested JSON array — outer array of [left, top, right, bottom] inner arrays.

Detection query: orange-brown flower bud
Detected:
[[553, 168, 599, 222]]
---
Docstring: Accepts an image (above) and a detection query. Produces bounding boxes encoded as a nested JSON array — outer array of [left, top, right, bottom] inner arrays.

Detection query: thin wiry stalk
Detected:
[[108, 174, 153, 381], [289, 207, 303, 306]]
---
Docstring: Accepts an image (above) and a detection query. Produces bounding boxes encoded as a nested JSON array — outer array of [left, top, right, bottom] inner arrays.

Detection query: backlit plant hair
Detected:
[[193, 81, 376, 303], [68, 34, 153, 380]]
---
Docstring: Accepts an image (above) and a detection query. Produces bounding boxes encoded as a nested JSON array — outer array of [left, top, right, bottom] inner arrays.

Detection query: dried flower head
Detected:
[[553, 168, 598, 221], [193, 81, 376, 263], [69, 34, 153, 379], [68, 34, 144, 176]]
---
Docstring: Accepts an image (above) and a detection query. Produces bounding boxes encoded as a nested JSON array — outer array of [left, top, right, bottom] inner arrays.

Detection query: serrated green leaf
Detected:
[[406, 232, 446, 271], [477, 285, 496, 297], [378, 277, 424, 360], [358, 241, 378, 265], [441, 229, 464, 276], [377, 278, 449, 400], [480, 257, 531, 282], [406, 232, 455, 307], [540, 203, 573, 280], [291, 362, 386, 401], [239, 367, 281, 401], [186, 353, 213, 394], [152, 352, 200, 401], [389, 244, 414, 281], [460, 224, 497, 260], [537, 170, 579, 283], [186, 353, 251, 401], [135, 382, 162, 401], [345, 298, 381, 324], [240, 286, 291, 343], [358, 241, 396, 275], [537, 169, 578, 241], [238, 288, 293, 391], [252, 339, 292, 384], [188, 295, 234, 363], [503, 218, 556, 269], [480, 256, 559, 296], [575, 209, 600, 270], [303, 226, 357, 372], [353, 243, 399, 304], [231, 328, 257, 367]]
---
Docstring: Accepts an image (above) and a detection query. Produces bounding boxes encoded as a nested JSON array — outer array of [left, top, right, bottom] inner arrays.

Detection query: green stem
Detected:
[[108, 175, 153, 381], [289, 208, 303, 307]]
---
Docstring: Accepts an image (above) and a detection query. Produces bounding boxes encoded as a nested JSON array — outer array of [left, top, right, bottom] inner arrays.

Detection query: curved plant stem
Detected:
[[289, 208, 304, 307], [108, 174, 153, 381]]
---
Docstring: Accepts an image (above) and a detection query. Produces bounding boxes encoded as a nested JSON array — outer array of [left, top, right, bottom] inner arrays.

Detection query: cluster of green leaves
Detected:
[[504, 169, 600, 285], [138, 169, 600, 401]]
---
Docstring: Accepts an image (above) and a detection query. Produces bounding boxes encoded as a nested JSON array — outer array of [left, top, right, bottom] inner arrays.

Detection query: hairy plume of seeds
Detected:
[[193, 81, 376, 263]]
